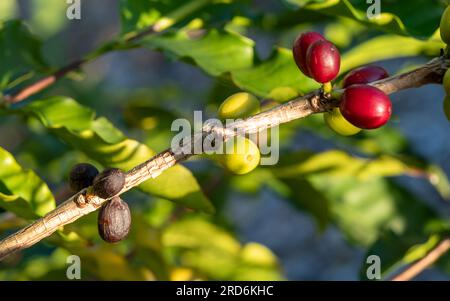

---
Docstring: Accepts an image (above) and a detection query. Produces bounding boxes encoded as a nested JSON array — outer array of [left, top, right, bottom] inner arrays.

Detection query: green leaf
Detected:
[[120, 0, 187, 34], [232, 47, 319, 96], [271, 150, 439, 246], [360, 231, 443, 279], [120, 0, 245, 35], [140, 25, 442, 98], [141, 29, 317, 97], [360, 220, 450, 279], [162, 216, 284, 280], [16, 96, 214, 213], [0, 147, 55, 219], [341, 35, 444, 73], [313, 177, 437, 246], [272, 150, 416, 180], [29, 0, 68, 38], [427, 165, 450, 200], [0, 0, 17, 21], [0, 20, 47, 91], [286, 0, 443, 39], [143, 28, 254, 76], [279, 178, 330, 230]]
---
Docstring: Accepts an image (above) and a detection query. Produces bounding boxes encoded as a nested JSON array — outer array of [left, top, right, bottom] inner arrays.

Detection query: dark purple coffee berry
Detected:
[[98, 197, 131, 243], [69, 163, 99, 192], [93, 168, 126, 199]]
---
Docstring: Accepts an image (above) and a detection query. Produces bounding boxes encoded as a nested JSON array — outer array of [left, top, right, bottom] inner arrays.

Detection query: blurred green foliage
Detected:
[[0, 0, 449, 280]]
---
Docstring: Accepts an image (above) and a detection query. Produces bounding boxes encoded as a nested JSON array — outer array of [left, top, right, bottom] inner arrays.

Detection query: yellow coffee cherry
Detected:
[[218, 92, 260, 119], [444, 96, 450, 121], [324, 107, 361, 136], [443, 68, 450, 95], [268, 86, 299, 103], [441, 6, 450, 44], [217, 137, 260, 175]]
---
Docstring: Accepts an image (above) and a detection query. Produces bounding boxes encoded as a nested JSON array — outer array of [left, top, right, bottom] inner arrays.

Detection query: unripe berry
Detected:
[[444, 96, 450, 121], [98, 197, 131, 243], [218, 137, 260, 175], [218, 92, 260, 119], [69, 163, 99, 192], [342, 65, 389, 88], [324, 108, 361, 136], [292, 32, 325, 77], [306, 40, 340, 83], [268, 86, 299, 103], [93, 168, 126, 199], [340, 84, 392, 129], [440, 6, 450, 45], [443, 68, 450, 95]]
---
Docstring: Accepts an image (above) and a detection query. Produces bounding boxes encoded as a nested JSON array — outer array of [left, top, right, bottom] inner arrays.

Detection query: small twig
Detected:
[[3, 59, 85, 104], [0, 57, 447, 261], [2, 0, 212, 104], [391, 238, 450, 281]]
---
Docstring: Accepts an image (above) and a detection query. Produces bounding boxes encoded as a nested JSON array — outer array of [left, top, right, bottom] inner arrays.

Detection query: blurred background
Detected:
[[0, 0, 450, 280]]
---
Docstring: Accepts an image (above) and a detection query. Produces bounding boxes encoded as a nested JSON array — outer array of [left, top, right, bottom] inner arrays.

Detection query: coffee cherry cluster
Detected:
[[68, 164, 131, 243], [440, 6, 450, 121], [214, 92, 261, 175], [292, 31, 393, 134]]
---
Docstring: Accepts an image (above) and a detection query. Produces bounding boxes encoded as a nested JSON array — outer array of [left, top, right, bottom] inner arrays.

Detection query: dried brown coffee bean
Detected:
[[69, 163, 99, 192], [98, 197, 131, 243], [93, 168, 125, 199]]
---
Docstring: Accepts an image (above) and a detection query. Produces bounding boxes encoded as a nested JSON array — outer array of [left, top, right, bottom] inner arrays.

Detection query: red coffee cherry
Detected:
[[306, 40, 341, 83], [292, 32, 325, 77], [342, 65, 389, 88], [340, 84, 392, 129]]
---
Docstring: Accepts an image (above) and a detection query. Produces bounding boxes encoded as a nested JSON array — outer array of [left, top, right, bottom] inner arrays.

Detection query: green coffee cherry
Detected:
[[444, 96, 450, 121], [440, 6, 450, 45], [218, 92, 260, 119], [217, 137, 260, 175], [268, 86, 299, 103], [324, 107, 361, 136], [443, 68, 450, 95]]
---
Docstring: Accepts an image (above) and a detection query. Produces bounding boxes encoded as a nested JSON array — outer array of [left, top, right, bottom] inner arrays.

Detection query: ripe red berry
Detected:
[[306, 40, 340, 83], [342, 65, 389, 88], [292, 32, 325, 77], [340, 84, 392, 129]]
